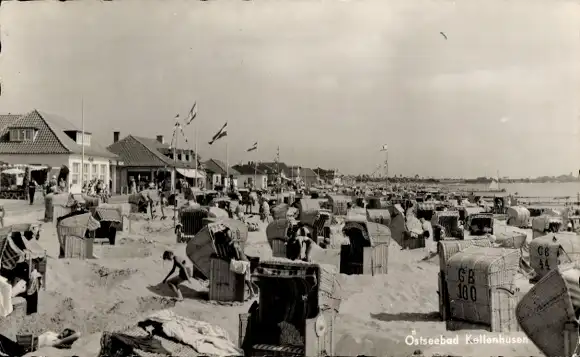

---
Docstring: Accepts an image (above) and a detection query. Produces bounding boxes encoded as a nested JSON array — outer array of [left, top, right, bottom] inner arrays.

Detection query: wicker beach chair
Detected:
[[339, 220, 391, 275], [186, 219, 251, 302], [326, 194, 350, 216], [266, 218, 295, 258], [239, 259, 341, 357], [56, 211, 100, 259], [516, 266, 580, 357], [416, 202, 436, 221], [297, 199, 321, 227], [312, 211, 332, 246], [175, 206, 210, 244], [271, 203, 290, 221], [94, 205, 123, 245], [506, 206, 531, 228], [431, 210, 461, 239], [444, 246, 521, 332], [466, 213, 494, 236]]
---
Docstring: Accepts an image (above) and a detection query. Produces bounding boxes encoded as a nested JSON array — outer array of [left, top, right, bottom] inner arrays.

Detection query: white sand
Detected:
[[0, 209, 544, 357]]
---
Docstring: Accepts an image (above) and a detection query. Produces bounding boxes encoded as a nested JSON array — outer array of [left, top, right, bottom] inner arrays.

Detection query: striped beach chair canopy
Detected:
[[58, 212, 101, 231], [432, 210, 460, 221], [417, 202, 436, 211], [95, 206, 122, 223], [0, 227, 45, 271]]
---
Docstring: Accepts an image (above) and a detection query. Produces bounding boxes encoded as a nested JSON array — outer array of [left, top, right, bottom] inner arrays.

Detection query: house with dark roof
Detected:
[[283, 166, 319, 187], [107, 132, 205, 193], [232, 162, 268, 189], [0, 110, 118, 188], [299, 167, 319, 187], [255, 162, 291, 184], [203, 159, 240, 190]]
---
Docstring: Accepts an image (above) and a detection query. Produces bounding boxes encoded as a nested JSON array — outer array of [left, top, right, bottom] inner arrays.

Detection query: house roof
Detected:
[[204, 159, 240, 176], [107, 135, 200, 168], [256, 162, 289, 174], [232, 164, 266, 175], [300, 167, 318, 178], [0, 110, 116, 158]]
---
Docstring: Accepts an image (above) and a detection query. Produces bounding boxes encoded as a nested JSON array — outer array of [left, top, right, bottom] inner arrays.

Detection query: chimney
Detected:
[[113, 131, 120, 143], [156, 135, 164, 144]]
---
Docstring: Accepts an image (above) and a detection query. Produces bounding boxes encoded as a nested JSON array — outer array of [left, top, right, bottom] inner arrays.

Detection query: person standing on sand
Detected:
[[161, 251, 191, 301], [28, 179, 37, 205], [420, 217, 434, 258]]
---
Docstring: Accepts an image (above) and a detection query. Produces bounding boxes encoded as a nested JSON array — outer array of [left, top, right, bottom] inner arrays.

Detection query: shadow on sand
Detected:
[[147, 282, 209, 301], [370, 311, 440, 323]]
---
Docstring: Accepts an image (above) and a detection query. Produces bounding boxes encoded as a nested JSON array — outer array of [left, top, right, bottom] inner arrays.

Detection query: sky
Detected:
[[0, 0, 579, 178]]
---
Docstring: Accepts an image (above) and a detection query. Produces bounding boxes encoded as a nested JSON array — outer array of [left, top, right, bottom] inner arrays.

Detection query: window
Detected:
[[72, 162, 80, 185], [92, 164, 98, 179], [178, 153, 182, 161], [185, 154, 190, 162], [100, 164, 106, 181], [76, 132, 91, 146], [10, 128, 35, 142], [83, 163, 90, 182]]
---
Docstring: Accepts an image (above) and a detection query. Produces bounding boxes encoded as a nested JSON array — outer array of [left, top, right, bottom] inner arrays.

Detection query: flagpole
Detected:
[[253, 146, 257, 189], [226, 141, 229, 192], [194, 123, 198, 188], [173, 125, 178, 194], [81, 96, 85, 189]]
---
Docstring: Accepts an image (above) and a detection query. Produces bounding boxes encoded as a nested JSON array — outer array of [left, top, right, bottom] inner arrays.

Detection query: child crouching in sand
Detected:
[[162, 251, 191, 301]]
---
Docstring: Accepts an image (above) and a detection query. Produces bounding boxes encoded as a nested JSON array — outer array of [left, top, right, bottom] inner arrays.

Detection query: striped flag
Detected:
[[381, 144, 388, 151], [247, 142, 258, 152], [174, 114, 180, 121], [208, 122, 228, 145], [185, 102, 197, 125]]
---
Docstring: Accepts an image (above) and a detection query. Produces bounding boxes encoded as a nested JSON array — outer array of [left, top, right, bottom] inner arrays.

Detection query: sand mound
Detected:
[[18, 292, 78, 336], [17, 293, 176, 338]]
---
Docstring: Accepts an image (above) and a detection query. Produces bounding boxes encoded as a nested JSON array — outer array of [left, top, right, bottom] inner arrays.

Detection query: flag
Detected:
[[381, 144, 388, 151], [247, 142, 258, 152], [208, 122, 228, 145], [174, 114, 180, 121], [208, 131, 227, 145], [185, 102, 197, 125]]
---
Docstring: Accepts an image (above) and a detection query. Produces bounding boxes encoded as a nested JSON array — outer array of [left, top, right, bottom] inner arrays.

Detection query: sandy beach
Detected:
[[0, 201, 545, 357]]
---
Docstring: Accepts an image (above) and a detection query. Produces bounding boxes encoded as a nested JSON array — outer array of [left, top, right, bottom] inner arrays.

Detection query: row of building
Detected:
[[0, 110, 342, 194]]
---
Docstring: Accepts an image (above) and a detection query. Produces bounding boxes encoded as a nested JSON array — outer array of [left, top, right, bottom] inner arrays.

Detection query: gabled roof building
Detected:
[[0, 109, 118, 188], [107, 132, 205, 193]]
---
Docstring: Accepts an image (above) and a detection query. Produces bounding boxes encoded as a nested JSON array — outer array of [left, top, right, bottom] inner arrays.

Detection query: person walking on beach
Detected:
[[260, 197, 270, 223], [420, 217, 434, 258], [161, 251, 191, 301], [28, 179, 37, 205], [129, 177, 137, 194]]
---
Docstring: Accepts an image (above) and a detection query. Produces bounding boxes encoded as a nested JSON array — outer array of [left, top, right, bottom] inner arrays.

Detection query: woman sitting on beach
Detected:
[[213, 228, 257, 298], [286, 226, 314, 262], [161, 251, 191, 301]]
